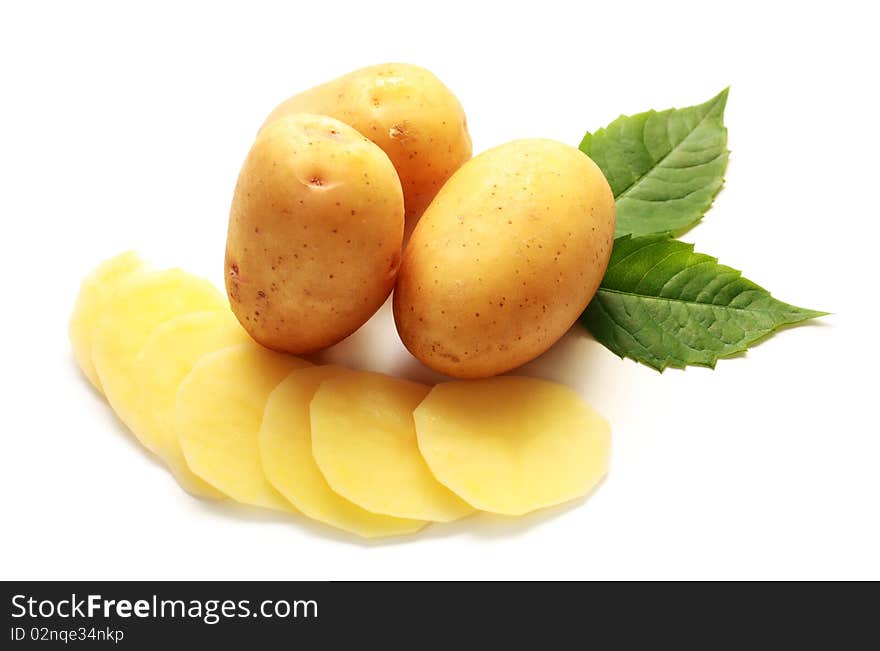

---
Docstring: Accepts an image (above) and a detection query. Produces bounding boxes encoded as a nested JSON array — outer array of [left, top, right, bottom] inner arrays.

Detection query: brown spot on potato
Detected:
[[389, 123, 411, 140], [432, 344, 460, 364]]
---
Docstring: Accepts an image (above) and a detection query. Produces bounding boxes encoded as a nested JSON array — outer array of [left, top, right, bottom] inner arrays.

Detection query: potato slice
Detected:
[[69, 251, 146, 393], [91, 269, 226, 444], [260, 366, 427, 538], [176, 342, 310, 510], [132, 310, 252, 499], [413, 376, 611, 515], [310, 371, 474, 522]]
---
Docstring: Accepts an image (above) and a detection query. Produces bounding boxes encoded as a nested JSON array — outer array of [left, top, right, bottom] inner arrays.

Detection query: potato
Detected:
[[259, 366, 427, 538], [310, 371, 474, 522], [393, 139, 615, 378], [175, 342, 310, 510], [414, 376, 611, 515], [132, 310, 251, 499], [69, 251, 146, 392], [226, 113, 404, 354], [91, 269, 226, 443], [262, 63, 472, 227]]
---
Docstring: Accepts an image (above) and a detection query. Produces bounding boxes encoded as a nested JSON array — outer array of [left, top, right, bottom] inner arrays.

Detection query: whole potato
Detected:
[[262, 63, 471, 230], [393, 139, 615, 378], [226, 113, 404, 354]]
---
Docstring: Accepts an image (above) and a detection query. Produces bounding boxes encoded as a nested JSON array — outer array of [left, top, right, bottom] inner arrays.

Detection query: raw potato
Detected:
[[69, 251, 146, 392], [176, 342, 311, 510], [132, 310, 252, 499], [226, 113, 404, 354], [260, 366, 427, 538], [310, 371, 474, 522], [91, 269, 226, 441], [394, 139, 616, 378], [414, 376, 611, 515], [262, 63, 472, 226]]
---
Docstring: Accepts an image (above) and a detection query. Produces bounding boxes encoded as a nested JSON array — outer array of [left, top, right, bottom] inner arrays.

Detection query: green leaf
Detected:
[[580, 89, 730, 238], [580, 235, 826, 371]]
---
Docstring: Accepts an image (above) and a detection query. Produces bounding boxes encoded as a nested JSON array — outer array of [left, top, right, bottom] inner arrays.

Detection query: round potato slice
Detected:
[[92, 269, 226, 442], [413, 376, 611, 516], [132, 310, 252, 499], [310, 371, 474, 522], [69, 251, 147, 393], [176, 342, 310, 511], [260, 366, 427, 538]]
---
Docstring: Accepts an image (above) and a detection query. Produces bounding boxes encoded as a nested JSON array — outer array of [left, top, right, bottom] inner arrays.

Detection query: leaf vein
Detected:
[[615, 109, 723, 201]]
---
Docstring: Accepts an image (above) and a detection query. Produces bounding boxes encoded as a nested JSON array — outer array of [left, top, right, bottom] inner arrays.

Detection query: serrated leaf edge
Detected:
[[614, 88, 729, 203], [584, 235, 827, 371], [581, 88, 732, 238]]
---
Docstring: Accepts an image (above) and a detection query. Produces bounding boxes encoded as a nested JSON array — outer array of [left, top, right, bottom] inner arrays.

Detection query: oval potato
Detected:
[[393, 139, 615, 378], [414, 376, 611, 515], [226, 114, 404, 354], [262, 63, 471, 227]]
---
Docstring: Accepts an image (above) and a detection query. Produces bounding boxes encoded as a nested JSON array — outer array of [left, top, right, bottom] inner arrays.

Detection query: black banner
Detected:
[[2, 581, 875, 646]]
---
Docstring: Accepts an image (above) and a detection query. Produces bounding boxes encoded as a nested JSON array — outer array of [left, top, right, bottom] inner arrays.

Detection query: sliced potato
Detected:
[[176, 342, 310, 510], [92, 269, 226, 442], [310, 371, 474, 522], [132, 310, 252, 499], [260, 366, 427, 538], [413, 376, 611, 515], [69, 251, 147, 392], [91, 269, 226, 443]]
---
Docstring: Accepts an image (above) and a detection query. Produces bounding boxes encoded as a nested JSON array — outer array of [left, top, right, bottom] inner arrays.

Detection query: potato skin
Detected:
[[226, 114, 404, 354], [262, 63, 471, 229], [393, 139, 615, 378]]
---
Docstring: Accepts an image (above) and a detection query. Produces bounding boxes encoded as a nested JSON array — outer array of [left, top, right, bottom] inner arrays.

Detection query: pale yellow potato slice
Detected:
[[310, 371, 474, 522], [132, 310, 252, 499], [414, 376, 611, 516], [91, 269, 226, 443], [69, 251, 147, 393], [260, 366, 427, 538], [176, 342, 310, 510]]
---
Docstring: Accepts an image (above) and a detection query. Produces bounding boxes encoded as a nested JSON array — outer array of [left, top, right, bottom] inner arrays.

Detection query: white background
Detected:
[[2, 1, 877, 580]]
